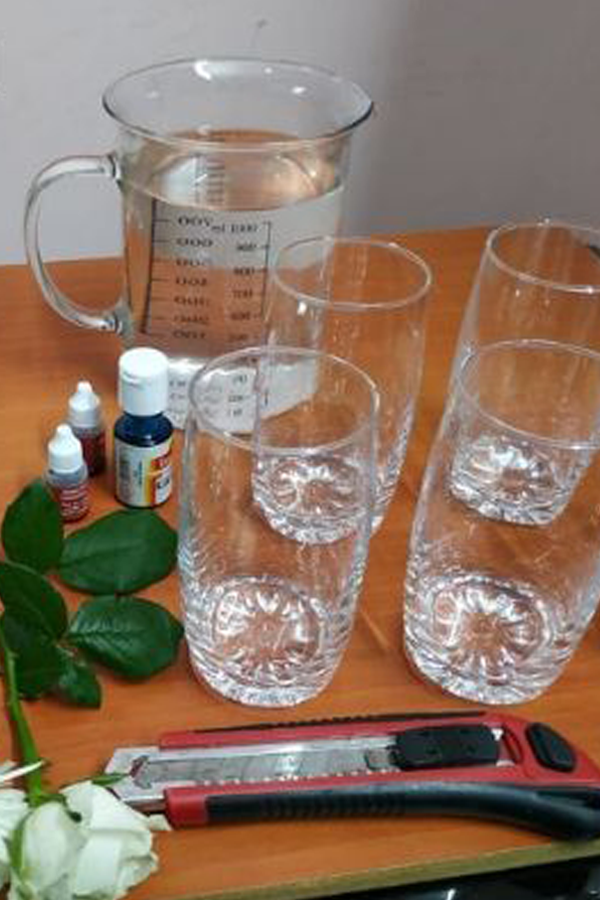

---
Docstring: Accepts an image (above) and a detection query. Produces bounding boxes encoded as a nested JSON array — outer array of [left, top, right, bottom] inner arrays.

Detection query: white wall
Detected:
[[2, 0, 600, 263]]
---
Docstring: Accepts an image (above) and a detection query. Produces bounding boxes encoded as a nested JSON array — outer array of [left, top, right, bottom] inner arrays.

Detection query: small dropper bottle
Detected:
[[68, 381, 106, 475], [46, 424, 90, 522], [113, 348, 173, 508]]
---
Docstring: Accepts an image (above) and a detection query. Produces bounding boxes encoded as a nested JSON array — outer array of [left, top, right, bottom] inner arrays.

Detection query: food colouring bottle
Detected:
[[68, 380, 106, 476], [114, 348, 173, 508], [46, 424, 90, 522]]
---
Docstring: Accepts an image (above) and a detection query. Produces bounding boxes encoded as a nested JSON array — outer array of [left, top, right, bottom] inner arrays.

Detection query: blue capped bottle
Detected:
[[114, 348, 173, 508]]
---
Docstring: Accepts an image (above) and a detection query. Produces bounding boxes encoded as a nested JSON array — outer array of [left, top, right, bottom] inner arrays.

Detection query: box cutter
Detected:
[[105, 711, 600, 838]]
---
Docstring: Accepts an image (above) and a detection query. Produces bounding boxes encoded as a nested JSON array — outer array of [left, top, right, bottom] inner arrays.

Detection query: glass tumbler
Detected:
[[451, 220, 600, 380], [266, 237, 431, 530], [178, 346, 378, 707], [404, 339, 600, 705]]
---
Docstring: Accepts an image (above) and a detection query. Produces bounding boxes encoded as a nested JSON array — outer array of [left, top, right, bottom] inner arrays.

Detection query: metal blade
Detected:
[[135, 735, 396, 788], [106, 727, 509, 812]]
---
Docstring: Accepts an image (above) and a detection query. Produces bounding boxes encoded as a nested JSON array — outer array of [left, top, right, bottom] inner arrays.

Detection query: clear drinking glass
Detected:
[[452, 220, 600, 379], [265, 237, 431, 530], [24, 59, 372, 426], [404, 339, 600, 705], [178, 346, 378, 707]]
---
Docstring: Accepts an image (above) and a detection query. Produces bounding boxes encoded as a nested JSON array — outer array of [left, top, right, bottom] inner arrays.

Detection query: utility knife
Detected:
[[105, 710, 600, 838]]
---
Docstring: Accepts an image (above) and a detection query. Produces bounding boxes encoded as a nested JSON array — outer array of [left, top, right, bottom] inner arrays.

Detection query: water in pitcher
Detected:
[[120, 130, 343, 425]]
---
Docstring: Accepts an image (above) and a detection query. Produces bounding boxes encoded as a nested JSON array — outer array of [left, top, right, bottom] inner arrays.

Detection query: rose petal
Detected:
[[61, 781, 163, 899], [0, 789, 27, 840], [0, 789, 27, 891], [71, 831, 122, 897], [65, 783, 152, 835], [0, 842, 10, 889], [146, 814, 171, 832], [62, 780, 95, 823], [71, 830, 159, 900], [114, 851, 159, 899], [11, 802, 83, 894]]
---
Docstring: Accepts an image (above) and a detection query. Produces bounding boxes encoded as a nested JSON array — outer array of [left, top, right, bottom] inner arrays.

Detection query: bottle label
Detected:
[[114, 437, 173, 508], [50, 482, 90, 522]]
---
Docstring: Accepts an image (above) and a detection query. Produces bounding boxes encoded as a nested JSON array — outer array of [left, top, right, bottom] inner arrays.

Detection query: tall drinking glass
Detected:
[[178, 346, 378, 707], [452, 220, 600, 379], [266, 237, 431, 530], [404, 339, 600, 705]]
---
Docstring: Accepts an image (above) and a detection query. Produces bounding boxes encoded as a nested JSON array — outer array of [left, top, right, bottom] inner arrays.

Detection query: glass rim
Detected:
[[457, 338, 600, 450], [271, 236, 432, 311], [187, 345, 379, 455], [486, 219, 600, 294], [102, 57, 374, 152]]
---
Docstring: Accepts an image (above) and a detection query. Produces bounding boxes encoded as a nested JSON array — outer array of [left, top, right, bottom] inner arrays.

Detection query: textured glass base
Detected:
[[183, 575, 341, 707], [404, 569, 572, 705]]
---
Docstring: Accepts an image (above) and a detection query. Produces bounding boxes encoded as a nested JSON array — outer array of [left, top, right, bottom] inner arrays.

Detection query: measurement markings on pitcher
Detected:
[[142, 209, 271, 346]]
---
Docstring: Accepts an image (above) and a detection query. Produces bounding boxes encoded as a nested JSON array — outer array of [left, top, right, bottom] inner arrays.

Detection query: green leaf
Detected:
[[58, 510, 177, 595], [54, 648, 102, 708], [0, 561, 68, 638], [91, 772, 126, 787], [1, 479, 63, 572], [67, 594, 183, 680], [2, 613, 63, 699]]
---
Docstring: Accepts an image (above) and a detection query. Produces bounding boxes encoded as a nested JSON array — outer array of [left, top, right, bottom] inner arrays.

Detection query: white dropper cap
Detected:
[[118, 348, 169, 417], [68, 381, 102, 428], [47, 424, 84, 474]]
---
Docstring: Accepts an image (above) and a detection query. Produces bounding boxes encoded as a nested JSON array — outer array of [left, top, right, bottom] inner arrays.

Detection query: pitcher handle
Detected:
[[24, 154, 123, 332]]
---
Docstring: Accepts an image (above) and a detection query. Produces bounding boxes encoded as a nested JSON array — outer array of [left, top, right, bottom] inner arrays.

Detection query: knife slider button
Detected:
[[525, 723, 576, 772], [392, 724, 499, 770]]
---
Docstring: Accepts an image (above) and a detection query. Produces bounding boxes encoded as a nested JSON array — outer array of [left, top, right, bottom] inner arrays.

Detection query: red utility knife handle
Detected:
[[160, 711, 600, 786], [161, 711, 488, 749], [156, 712, 600, 838]]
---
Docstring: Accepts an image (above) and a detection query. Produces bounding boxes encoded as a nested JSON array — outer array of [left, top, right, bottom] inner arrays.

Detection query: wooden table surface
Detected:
[[1, 227, 599, 900]]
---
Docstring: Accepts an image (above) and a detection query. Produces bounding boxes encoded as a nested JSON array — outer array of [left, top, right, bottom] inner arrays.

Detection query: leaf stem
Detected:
[[0, 622, 46, 804]]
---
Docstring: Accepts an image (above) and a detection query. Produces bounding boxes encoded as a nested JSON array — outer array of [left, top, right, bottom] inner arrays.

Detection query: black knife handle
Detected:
[[205, 781, 600, 839]]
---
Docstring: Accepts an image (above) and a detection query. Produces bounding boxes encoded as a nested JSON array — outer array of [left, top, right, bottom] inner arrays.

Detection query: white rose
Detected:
[[8, 798, 83, 900], [8, 781, 169, 900], [63, 781, 169, 900], [0, 789, 28, 888]]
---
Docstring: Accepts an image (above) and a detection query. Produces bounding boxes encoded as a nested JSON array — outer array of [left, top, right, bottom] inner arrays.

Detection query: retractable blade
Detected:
[[105, 711, 600, 838]]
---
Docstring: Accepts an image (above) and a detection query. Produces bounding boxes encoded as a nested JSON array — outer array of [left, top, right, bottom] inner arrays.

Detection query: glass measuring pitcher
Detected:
[[25, 58, 373, 425]]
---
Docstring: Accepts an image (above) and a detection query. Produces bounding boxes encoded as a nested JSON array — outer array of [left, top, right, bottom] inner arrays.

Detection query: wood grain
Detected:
[[1, 229, 599, 900]]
